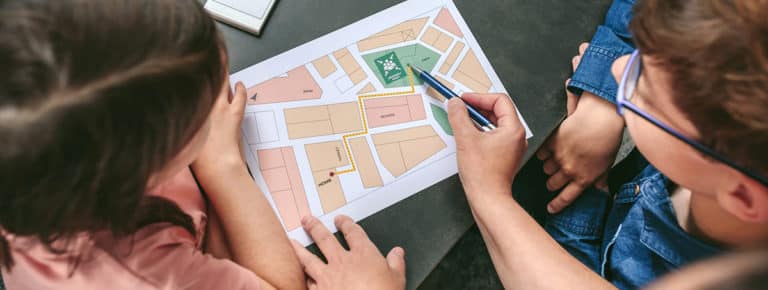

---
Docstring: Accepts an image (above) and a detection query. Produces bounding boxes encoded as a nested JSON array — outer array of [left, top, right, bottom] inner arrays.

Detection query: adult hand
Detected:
[[192, 79, 247, 174], [535, 43, 625, 213], [447, 93, 528, 196], [291, 216, 406, 290]]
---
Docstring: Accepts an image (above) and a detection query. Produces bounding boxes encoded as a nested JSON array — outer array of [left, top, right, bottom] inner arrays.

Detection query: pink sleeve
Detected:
[[107, 224, 264, 290]]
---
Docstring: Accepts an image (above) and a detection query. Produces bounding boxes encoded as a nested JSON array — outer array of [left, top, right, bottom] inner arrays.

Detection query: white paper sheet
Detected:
[[231, 0, 532, 245]]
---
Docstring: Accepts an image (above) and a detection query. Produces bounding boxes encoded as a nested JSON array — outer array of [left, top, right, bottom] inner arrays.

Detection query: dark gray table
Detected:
[[219, 1, 611, 288]]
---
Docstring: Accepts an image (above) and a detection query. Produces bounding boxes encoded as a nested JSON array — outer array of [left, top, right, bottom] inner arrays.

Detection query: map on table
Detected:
[[231, 0, 532, 245]]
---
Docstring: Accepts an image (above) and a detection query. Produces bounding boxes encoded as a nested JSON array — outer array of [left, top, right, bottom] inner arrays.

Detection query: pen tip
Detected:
[[409, 64, 424, 74]]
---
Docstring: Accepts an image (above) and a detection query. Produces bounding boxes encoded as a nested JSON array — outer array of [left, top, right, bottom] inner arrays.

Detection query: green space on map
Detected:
[[362, 44, 440, 89], [430, 104, 453, 136]]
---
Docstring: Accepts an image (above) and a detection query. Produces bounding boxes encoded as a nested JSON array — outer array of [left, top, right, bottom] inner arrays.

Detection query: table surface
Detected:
[[219, 0, 611, 288]]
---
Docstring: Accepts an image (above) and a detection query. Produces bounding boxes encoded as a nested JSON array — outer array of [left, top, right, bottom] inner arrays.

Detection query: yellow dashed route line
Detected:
[[334, 67, 416, 175]]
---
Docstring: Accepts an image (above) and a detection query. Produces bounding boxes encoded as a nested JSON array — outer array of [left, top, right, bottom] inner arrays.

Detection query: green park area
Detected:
[[362, 44, 440, 89]]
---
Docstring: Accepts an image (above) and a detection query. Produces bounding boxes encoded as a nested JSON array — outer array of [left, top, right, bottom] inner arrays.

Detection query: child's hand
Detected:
[[447, 93, 528, 196], [193, 80, 248, 174], [535, 43, 625, 214], [291, 215, 406, 290]]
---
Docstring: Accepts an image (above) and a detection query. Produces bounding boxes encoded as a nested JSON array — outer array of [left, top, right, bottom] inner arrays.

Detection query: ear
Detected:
[[718, 176, 768, 224]]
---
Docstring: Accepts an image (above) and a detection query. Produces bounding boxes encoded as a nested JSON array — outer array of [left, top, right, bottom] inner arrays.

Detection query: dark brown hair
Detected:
[[631, 0, 768, 175], [0, 0, 225, 268]]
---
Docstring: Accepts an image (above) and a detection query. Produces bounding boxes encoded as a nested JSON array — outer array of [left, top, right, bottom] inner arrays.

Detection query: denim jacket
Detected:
[[567, 0, 636, 103], [544, 150, 721, 289]]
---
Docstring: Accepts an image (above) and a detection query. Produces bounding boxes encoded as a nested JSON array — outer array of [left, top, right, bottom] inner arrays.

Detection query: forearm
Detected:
[[196, 163, 305, 290], [204, 205, 233, 259], [466, 185, 616, 290]]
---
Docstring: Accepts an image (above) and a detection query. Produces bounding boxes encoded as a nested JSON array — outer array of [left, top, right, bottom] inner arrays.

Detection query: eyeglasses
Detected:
[[616, 50, 768, 187]]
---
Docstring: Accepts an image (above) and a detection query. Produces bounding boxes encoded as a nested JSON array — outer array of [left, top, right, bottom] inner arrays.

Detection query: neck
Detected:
[[686, 191, 768, 248]]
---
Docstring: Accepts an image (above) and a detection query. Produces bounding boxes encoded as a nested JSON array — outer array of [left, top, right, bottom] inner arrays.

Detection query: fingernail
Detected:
[[394, 247, 404, 257], [547, 204, 555, 214]]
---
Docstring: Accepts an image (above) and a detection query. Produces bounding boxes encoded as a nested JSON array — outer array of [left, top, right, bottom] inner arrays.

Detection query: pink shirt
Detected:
[[1, 168, 262, 290]]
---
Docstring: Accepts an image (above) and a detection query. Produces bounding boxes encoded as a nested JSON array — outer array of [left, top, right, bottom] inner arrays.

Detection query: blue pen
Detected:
[[408, 65, 496, 132]]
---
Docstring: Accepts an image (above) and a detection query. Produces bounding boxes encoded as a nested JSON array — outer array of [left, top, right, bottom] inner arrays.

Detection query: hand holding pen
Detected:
[[409, 65, 497, 132], [446, 91, 528, 194]]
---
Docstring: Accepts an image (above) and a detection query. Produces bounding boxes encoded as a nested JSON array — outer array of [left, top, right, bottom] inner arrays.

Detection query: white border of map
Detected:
[[232, 0, 532, 246]]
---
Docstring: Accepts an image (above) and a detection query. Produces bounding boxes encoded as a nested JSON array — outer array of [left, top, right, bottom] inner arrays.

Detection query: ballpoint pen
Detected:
[[408, 65, 496, 132]]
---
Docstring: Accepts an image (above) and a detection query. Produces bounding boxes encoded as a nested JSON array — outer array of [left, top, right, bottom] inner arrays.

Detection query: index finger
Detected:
[[460, 93, 522, 129], [334, 215, 375, 251], [301, 216, 345, 259]]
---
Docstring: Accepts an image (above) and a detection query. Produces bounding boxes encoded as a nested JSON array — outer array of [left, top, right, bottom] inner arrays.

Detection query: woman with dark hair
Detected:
[[0, 0, 303, 289]]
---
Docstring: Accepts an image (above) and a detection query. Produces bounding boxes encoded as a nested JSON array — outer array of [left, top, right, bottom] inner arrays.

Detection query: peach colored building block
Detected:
[[271, 190, 300, 230], [257, 148, 285, 170], [261, 167, 291, 192], [357, 17, 429, 52], [349, 137, 384, 188], [420, 26, 453, 53], [434, 8, 464, 38], [452, 50, 493, 93], [282, 148, 310, 224], [312, 55, 337, 78], [365, 96, 409, 107], [366, 106, 413, 128], [333, 48, 368, 86], [247, 66, 323, 105], [407, 94, 426, 120], [304, 141, 350, 213], [284, 102, 363, 139], [372, 125, 447, 178], [357, 83, 376, 94], [439, 42, 465, 75], [364, 94, 426, 128], [257, 147, 311, 231]]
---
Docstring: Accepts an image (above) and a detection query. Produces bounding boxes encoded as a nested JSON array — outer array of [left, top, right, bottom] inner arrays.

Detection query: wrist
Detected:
[[575, 93, 625, 131], [192, 155, 249, 179], [463, 179, 513, 202]]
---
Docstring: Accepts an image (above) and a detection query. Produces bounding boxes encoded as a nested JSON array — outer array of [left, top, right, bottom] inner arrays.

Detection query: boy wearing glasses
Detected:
[[443, 0, 768, 288], [285, 0, 768, 289]]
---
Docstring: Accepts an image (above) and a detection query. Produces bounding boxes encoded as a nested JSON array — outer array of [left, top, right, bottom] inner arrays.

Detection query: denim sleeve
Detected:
[[568, 0, 636, 104]]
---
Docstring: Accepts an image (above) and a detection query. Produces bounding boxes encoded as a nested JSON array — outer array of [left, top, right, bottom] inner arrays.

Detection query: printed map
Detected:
[[231, 0, 531, 245]]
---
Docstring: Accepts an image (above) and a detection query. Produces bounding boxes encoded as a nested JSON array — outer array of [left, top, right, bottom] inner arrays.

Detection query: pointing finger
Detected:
[[546, 170, 571, 191], [334, 215, 374, 251], [302, 216, 344, 259], [547, 183, 586, 214]]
